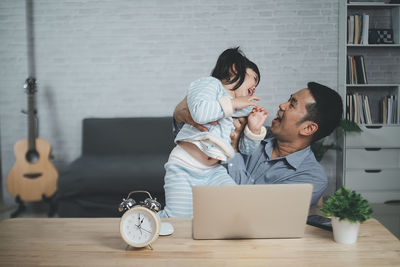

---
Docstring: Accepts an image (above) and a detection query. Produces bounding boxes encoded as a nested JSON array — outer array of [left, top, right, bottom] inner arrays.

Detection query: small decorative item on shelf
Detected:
[[368, 29, 394, 44], [321, 187, 373, 244]]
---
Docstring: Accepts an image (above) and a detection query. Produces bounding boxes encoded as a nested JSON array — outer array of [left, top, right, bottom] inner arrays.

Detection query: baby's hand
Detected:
[[230, 117, 247, 153], [231, 96, 260, 110], [247, 107, 268, 134]]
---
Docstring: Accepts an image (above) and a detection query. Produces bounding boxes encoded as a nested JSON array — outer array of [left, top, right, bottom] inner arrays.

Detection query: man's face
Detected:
[[270, 88, 316, 141]]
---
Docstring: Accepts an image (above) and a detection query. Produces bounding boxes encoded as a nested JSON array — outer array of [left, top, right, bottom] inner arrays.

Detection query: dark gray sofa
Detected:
[[55, 117, 174, 217]]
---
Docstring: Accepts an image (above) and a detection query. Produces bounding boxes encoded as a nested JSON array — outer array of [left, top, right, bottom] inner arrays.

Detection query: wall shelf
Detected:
[[338, 1, 400, 204]]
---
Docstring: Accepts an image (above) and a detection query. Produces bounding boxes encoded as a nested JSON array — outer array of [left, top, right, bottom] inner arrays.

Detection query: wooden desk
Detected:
[[0, 218, 399, 266]]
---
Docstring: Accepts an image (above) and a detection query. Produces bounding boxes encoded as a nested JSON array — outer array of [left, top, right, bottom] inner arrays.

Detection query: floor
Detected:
[[0, 197, 56, 221], [0, 186, 58, 220], [370, 203, 400, 239]]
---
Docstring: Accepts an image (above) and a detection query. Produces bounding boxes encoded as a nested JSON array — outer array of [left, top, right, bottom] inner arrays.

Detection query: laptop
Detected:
[[192, 184, 313, 240]]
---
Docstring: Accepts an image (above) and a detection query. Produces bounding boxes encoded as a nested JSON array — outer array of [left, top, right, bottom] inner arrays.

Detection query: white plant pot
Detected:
[[331, 217, 360, 244]]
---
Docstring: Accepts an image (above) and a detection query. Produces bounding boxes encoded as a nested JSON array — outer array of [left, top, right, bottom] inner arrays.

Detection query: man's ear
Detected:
[[299, 121, 318, 137]]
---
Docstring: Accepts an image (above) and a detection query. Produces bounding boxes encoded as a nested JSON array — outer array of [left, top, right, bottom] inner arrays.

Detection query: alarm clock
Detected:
[[118, 190, 162, 249]]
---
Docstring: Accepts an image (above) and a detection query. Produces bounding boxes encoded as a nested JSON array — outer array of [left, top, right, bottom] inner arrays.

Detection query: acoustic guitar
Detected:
[[6, 78, 58, 202]]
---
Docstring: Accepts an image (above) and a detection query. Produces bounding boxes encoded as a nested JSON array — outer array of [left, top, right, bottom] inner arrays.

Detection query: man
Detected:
[[173, 82, 343, 207]]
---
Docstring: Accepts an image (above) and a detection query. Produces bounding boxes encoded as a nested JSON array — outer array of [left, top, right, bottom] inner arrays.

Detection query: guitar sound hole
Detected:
[[26, 150, 39, 163], [24, 173, 43, 179]]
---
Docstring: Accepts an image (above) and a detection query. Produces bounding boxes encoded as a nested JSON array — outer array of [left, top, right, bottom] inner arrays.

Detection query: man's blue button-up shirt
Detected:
[[173, 119, 327, 207], [227, 137, 328, 207]]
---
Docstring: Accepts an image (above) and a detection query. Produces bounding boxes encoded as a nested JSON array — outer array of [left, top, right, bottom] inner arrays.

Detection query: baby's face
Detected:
[[234, 68, 258, 97]]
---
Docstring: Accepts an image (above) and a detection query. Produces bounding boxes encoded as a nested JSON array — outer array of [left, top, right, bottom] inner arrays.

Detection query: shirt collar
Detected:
[[263, 137, 312, 170]]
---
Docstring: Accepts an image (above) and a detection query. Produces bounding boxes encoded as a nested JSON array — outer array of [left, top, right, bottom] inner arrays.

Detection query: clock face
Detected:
[[120, 206, 160, 247]]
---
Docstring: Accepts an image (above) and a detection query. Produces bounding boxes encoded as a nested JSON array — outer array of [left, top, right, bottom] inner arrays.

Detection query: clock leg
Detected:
[[148, 244, 153, 250]]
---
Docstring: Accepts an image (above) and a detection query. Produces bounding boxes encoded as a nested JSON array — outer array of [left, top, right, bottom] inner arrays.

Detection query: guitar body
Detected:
[[7, 138, 58, 202]]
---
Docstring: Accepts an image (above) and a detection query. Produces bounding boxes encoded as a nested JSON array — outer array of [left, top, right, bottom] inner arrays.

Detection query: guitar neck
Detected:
[[27, 80, 37, 151]]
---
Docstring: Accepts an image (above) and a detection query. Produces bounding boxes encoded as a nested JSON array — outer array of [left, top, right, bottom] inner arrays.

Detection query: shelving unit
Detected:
[[338, 1, 400, 204]]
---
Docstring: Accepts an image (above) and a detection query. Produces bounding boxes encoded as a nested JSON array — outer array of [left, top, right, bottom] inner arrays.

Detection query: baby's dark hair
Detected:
[[211, 47, 260, 90]]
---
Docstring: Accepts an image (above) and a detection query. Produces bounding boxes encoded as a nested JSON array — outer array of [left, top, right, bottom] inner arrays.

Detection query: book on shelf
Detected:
[[351, 56, 357, 83], [346, 93, 356, 123], [389, 95, 397, 124], [346, 58, 350, 84], [350, 94, 354, 121], [346, 94, 353, 121], [345, 92, 398, 125], [355, 92, 361, 123], [359, 93, 366, 124], [389, 96, 392, 124], [361, 14, 369, 44], [394, 95, 398, 124], [379, 95, 398, 124], [360, 56, 368, 84], [380, 95, 397, 124], [354, 15, 361, 44], [347, 13, 369, 44], [348, 56, 354, 84], [382, 97, 387, 124], [364, 95, 372, 124], [348, 15, 354, 44], [354, 56, 366, 84], [352, 93, 357, 122], [347, 55, 368, 84], [350, 56, 354, 84]]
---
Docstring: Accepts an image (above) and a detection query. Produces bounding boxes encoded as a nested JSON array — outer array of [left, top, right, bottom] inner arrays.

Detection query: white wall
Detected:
[[0, 0, 339, 202]]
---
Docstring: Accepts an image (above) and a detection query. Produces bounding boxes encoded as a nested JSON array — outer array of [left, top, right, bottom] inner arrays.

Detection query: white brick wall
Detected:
[[0, 0, 339, 202]]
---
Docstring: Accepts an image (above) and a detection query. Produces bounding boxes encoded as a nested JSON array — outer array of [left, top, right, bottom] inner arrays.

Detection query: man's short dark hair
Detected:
[[301, 82, 343, 142]]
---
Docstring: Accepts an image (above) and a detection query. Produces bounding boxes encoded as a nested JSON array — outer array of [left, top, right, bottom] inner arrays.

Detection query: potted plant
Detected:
[[320, 187, 373, 244]]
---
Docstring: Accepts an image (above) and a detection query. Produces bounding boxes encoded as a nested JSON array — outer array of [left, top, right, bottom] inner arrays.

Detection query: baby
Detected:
[[159, 47, 268, 218]]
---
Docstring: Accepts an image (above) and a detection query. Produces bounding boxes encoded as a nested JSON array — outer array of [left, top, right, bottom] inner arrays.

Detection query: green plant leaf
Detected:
[[311, 142, 341, 162], [311, 119, 362, 162], [340, 119, 362, 133], [321, 187, 373, 223]]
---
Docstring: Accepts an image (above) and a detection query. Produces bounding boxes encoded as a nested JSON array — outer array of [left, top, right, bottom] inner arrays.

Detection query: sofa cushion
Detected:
[[58, 155, 168, 199], [56, 117, 174, 217], [57, 196, 124, 217], [82, 117, 174, 156]]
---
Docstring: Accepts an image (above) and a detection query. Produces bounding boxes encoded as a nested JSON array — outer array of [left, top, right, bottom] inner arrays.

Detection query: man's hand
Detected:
[[231, 96, 260, 110], [230, 117, 247, 152], [173, 96, 217, 132], [247, 107, 268, 134]]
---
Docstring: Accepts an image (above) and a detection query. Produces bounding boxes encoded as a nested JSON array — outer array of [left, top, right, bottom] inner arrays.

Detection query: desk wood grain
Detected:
[[0, 218, 399, 267]]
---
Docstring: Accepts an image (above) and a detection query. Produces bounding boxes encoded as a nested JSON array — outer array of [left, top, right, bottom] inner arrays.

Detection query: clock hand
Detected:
[[135, 223, 147, 235], [135, 224, 143, 235], [141, 228, 152, 234]]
